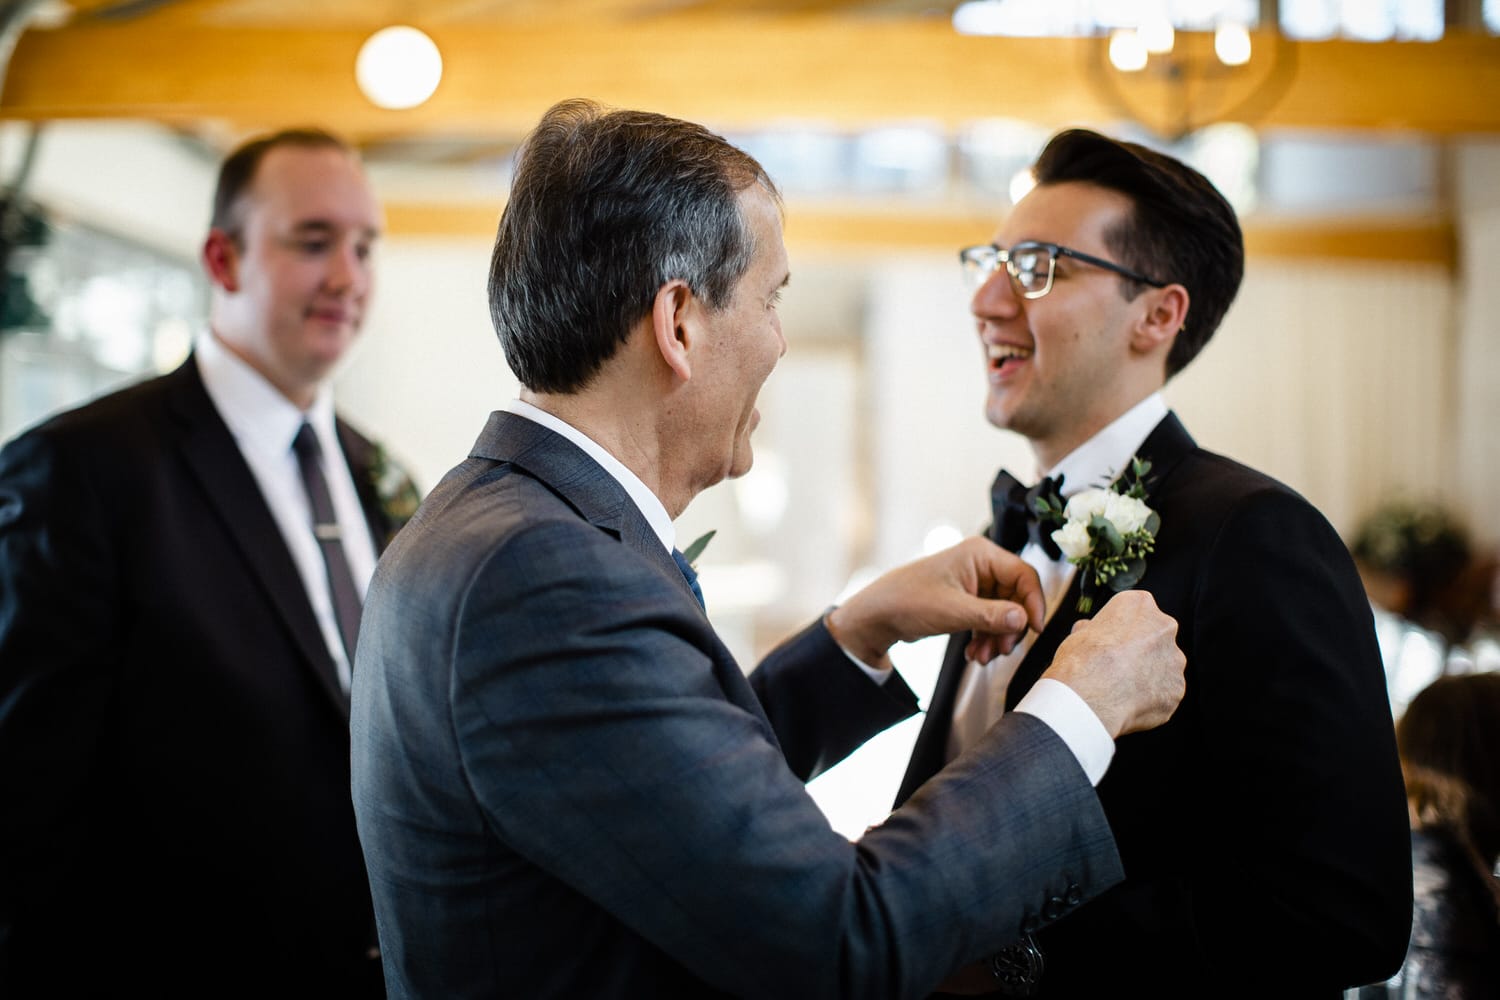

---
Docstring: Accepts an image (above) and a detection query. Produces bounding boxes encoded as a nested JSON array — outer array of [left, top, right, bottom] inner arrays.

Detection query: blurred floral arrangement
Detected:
[[1351, 499, 1476, 644], [1351, 500, 1470, 580]]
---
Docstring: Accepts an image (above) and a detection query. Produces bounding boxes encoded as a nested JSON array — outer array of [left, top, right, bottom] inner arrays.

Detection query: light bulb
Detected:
[[1140, 19, 1175, 55], [1215, 22, 1251, 66], [356, 26, 443, 110], [1109, 29, 1149, 72]]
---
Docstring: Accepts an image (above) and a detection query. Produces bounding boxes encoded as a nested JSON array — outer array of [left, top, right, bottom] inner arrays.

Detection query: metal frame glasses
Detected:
[[958, 241, 1168, 299]]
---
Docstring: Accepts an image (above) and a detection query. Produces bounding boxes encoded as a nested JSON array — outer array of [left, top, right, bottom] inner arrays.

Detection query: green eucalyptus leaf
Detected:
[[681, 529, 717, 566], [1112, 558, 1147, 590], [1090, 514, 1124, 555]]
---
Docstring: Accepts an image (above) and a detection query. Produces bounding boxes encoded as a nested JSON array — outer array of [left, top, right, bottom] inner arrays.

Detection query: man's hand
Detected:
[[825, 537, 1046, 667], [1041, 590, 1186, 738]]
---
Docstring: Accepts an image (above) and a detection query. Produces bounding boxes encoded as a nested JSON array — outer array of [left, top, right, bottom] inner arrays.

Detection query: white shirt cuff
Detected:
[[840, 644, 895, 685], [1013, 678, 1115, 786]]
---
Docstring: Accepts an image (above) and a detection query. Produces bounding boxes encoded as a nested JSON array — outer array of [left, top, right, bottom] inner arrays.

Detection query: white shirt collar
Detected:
[[1046, 393, 1168, 498], [503, 399, 675, 553], [195, 330, 338, 458]]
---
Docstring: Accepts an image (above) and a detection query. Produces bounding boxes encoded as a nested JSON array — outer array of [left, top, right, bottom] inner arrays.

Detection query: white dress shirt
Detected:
[[946, 393, 1170, 785], [504, 398, 1117, 779], [195, 332, 378, 693]]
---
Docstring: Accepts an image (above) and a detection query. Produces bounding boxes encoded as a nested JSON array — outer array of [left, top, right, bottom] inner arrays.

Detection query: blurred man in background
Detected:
[[0, 128, 413, 997]]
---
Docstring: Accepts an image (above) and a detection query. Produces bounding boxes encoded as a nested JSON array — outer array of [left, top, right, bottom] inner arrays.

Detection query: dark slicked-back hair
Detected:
[[489, 99, 779, 394], [211, 128, 354, 240], [1032, 129, 1244, 378]]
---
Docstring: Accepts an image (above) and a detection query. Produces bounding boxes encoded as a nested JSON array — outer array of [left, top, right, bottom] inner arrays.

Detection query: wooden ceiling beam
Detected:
[[385, 198, 1456, 270], [3, 19, 1499, 140]]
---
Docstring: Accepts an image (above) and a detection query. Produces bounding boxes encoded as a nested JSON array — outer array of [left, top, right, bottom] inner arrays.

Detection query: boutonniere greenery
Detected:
[[369, 443, 422, 542], [680, 529, 716, 569], [1033, 456, 1159, 615]]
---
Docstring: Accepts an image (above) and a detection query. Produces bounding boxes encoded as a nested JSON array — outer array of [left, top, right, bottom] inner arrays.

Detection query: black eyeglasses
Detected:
[[958, 241, 1168, 299]]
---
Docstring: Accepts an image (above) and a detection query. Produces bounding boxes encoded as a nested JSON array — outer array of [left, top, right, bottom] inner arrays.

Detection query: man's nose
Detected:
[[971, 266, 1020, 319], [326, 242, 369, 294]]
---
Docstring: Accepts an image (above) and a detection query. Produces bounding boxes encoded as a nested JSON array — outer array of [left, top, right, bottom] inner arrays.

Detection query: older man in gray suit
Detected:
[[350, 99, 1186, 999]]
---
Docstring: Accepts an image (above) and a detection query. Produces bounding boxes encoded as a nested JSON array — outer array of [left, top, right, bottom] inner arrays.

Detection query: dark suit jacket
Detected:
[[0, 357, 398, 997], [350, 411, 1126, 999], [897, 413, 1413, 997]]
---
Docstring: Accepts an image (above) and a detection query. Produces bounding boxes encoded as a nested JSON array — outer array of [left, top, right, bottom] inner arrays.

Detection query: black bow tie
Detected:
[[990, 468, 1065, 561]]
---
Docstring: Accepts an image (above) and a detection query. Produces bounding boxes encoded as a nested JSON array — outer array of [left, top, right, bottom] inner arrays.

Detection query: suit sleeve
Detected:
[[0, 428, 121, 970], [749, 620, 920, 782], [1187, 487, 1412, 985], [449, 521, 1124, 999]]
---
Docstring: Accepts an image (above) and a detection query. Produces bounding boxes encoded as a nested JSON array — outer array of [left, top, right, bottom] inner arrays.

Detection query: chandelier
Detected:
[[1088, 20, 1298, 141]]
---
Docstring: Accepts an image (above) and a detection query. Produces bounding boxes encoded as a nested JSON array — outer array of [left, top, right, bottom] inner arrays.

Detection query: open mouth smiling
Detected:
[[987, 343, 1033, 376]]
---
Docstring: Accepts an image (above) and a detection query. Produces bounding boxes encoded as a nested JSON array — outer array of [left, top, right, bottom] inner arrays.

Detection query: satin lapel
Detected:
[[470, 412, 697, 608], [335, 419, 388, 553], [1003, 412, 1198, 711], [893, 632, 971, 806], [163, 360, 350, 717], [1133, 411, 1196, 488]]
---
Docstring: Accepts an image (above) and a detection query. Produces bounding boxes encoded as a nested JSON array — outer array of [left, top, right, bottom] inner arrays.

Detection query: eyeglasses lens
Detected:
[[1007, 245, 1052, 296], [961, 244, 1057, 297], [961, 249, 994, 289]]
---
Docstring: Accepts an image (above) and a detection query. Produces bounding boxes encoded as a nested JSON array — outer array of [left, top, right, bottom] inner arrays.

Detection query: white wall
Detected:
[[0, 122, 213, 258], [1453, 139, 1500, 540], [338, 238, 514, 492]]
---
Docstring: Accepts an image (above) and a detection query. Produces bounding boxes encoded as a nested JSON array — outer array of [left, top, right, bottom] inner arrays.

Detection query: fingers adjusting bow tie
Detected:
[[990, 468, 1064, 561]]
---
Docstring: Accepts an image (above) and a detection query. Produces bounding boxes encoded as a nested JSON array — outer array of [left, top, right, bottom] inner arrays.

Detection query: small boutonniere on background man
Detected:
[[368, 443, 422, 546], [1034, 457, 1159, 615]]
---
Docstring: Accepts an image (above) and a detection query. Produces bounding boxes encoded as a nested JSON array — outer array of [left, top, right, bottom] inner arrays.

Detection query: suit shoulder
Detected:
[[0, 373, 183, 488], [384, 461, 645, 589], [1167, 447, 1319, 515], [7, 370, 173, 447]]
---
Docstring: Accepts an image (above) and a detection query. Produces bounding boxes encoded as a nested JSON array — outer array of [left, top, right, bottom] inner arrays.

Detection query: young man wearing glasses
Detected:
[[897, 129, 1413, 997]]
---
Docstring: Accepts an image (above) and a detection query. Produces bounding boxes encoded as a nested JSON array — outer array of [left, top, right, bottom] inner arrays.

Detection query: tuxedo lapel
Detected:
[[1132, 411, 1196, 489], [894, 635, 970, 805], [162, 360, 350, 717], [896, 412, 1201, 804], [1004, 412, 1198, 711]]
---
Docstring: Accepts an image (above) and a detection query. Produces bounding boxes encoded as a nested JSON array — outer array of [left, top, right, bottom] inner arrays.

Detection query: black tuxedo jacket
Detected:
[[898, 413, 1413, 997], [0, 357, 397, 997]]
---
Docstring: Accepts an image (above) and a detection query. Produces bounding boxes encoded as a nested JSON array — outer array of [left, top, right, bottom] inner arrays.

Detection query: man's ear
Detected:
[[1130, 283, 1190, 356], [650, 279, 695, 382], [202, 229, 241, 292]]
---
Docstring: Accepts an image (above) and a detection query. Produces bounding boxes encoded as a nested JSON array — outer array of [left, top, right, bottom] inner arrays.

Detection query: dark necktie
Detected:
[[990, 468, 1065, 561], [671, 548, 705, 610], [292, 422, 363, 664]]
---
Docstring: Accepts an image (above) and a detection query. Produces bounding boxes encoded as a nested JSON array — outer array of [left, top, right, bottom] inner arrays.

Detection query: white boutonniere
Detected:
[[1033, 457, 1159, 615]]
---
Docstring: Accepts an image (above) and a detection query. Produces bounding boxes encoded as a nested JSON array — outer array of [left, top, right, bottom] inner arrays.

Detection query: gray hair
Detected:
[[488, 99, 779, 393]]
